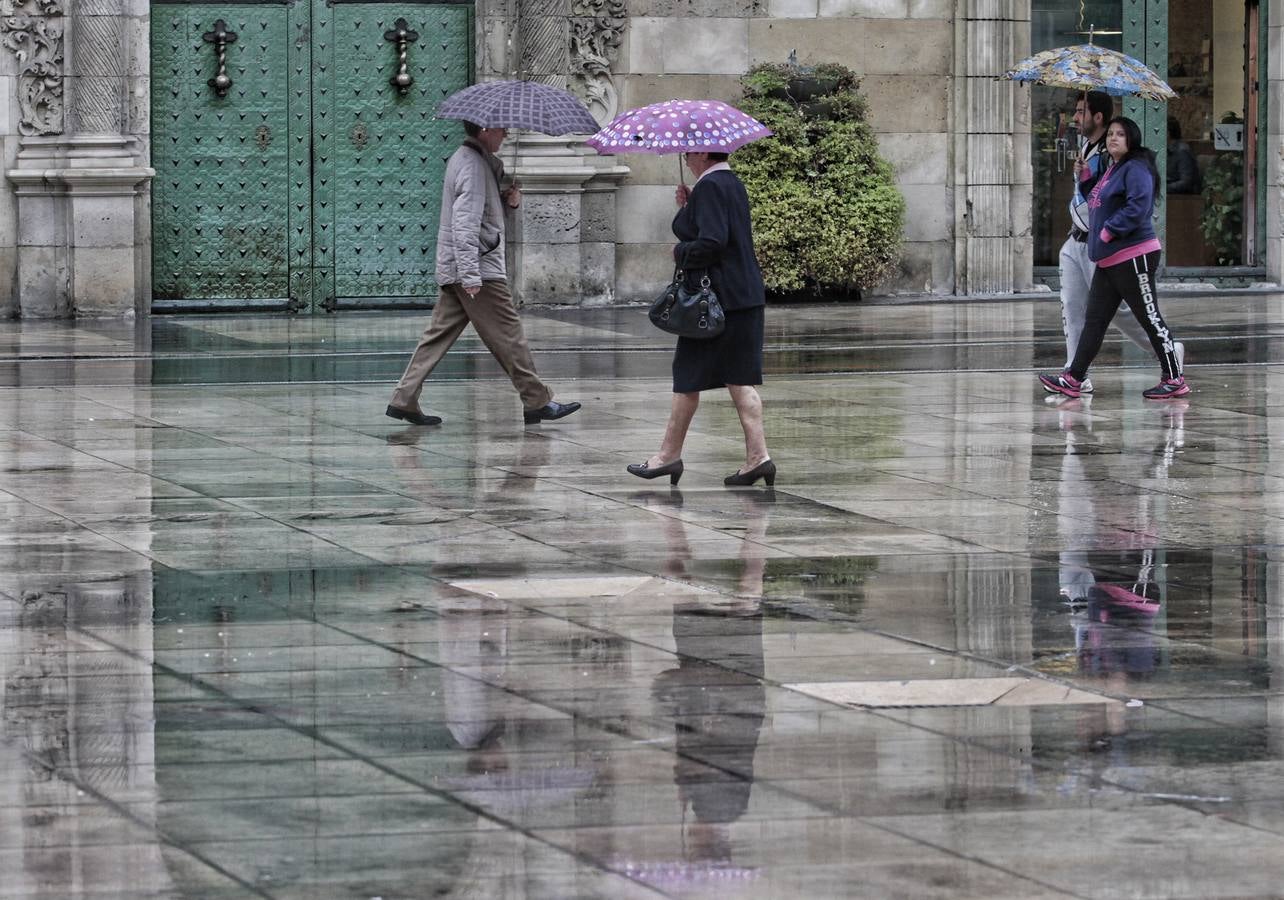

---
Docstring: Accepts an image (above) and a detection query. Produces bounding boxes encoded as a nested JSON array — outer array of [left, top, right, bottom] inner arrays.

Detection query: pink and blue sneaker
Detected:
[[1038, 371, 1083, 398], [1142, 376, 1191, 400]]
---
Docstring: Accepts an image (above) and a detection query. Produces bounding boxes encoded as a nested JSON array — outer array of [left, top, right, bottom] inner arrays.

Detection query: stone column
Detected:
[[952, 0, 1032, 295], [4, 0, 153, 317], [1266, 0, 1282, 283], [495, 0, 629, 306]]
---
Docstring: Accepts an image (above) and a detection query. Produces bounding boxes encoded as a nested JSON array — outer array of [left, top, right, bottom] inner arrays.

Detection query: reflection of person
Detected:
[[1057, 92, 1157, 393], [1040, 116, 1191, 401], [1166, 118, 1202, 194], [628, 151, 775, 488], [386, 121, 580, 428], [650, 491, 770, 870]]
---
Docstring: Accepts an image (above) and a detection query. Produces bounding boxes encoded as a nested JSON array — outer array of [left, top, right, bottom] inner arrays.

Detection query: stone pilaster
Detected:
[[952, 0, 1032, 295], [489, 0, 628, 306], [1266, 0, 1282, 283], [4, 0, 153, 317]]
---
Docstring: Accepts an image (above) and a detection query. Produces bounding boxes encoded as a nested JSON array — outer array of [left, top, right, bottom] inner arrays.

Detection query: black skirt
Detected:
[[672, 305, 765, 393]]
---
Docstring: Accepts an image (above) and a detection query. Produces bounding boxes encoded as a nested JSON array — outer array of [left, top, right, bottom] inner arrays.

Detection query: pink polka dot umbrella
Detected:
[[586, 99, 772, 156]]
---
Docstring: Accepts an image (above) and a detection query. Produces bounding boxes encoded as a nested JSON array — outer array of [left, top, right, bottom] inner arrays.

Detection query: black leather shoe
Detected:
[[626, 459, 684, 485], [523, 400, 581, 424], [386, 405, 442, 426], [724, 459, 776, 487]]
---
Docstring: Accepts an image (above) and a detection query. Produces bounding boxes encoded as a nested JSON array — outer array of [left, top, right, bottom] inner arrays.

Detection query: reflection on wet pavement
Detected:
[[2, 297, 1283, 897]]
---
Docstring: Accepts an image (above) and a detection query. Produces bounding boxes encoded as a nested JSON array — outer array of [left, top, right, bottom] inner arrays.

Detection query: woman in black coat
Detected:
[[627, 150, 775, 487]]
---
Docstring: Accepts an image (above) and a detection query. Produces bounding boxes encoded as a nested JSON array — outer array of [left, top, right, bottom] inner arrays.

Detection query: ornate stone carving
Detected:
[[569, 0, 624, 124], [0, 0, 64, 135]]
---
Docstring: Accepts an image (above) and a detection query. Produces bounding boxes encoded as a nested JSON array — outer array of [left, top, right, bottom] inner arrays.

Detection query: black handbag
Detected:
[[649, 268, 726, 340]]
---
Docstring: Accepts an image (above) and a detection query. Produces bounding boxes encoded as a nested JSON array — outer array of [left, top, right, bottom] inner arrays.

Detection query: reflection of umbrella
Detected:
[[1095, 582, 1160, 615], [436, 80, 600, 135], [587, 99, 771, 155], [1002, 44, 1177, 101]]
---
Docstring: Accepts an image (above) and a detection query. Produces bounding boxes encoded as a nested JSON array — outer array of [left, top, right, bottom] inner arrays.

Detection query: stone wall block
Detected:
[[862, 75, 947, 132], [481, 17, 514, 78], [16, 195, 63, 247], [0, 75, 11, 134], [16, 245, 70, 317], [628, 0, 753, 16], [876, 132, 948, 184], [900, 183, 951, 241], [662, 18, 748, 74], [617, 184, 682, 242], [748, 20, 866, 71], [863, 19, 950, 75], [625, 18, 665, 74], [513, 242, 581, 304], [615, 241, 676, 302], [764, 0, 819, 18], [888, 240, 952, 293], [517, 193, 581, 244], [123, 16, 148, 79], [71, 246, 135, 315], [70, 194, 134, 247], [0, 246, 16, 316], [579, 242, 615, 303], [580, 191, 616, 242], [817, 0, 907, 18], [127, 76, 148, 137], [909, 0, 951, 17], [965, 185, 1011, 236]]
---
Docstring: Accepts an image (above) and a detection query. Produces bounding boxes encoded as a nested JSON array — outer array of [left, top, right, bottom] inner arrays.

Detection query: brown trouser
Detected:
[[389, 280, 553, 412]]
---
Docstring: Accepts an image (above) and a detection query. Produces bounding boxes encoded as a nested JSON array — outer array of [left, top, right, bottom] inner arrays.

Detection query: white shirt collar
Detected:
[[695, 161, 732, 184]]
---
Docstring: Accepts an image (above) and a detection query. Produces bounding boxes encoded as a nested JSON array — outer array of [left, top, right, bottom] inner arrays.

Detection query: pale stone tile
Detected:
[[660, 17, 749, 75], [993, 680, 1121, 707], [899, 183, 952, 242], [616, 184, 682, 243], [876, 132, 949, 185], [448, 575, 655, 599], [787, 677, 1027, 707], [765, 0, 819, 16], [861, 75, 948, 131], [625, 17, 667, 74], [908, 0, 951, 15], [817, 0, 907, 17], [749, 19, 866, 70], [861, 18, 951, 75]]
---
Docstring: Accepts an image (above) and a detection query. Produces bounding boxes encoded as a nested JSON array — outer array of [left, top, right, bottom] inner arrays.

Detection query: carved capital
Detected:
[[0, 0, 64, 136], [569, 11, 625, 123]]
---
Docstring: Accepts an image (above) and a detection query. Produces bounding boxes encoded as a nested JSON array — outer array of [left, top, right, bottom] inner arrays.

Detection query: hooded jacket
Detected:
[[435, 138, 507, 288], [1086, 156, 1162, 266]]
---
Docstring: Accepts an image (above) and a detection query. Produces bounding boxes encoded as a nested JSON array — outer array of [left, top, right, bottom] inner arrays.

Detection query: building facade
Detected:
[[0, 0, 1278, 317]]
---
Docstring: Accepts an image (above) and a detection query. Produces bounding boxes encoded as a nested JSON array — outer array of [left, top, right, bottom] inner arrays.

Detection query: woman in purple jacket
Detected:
[[1039, 116, 1190, 401]]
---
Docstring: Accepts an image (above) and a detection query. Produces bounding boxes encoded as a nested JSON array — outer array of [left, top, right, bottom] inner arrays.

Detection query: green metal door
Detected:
[[151, 0, 471, 312]]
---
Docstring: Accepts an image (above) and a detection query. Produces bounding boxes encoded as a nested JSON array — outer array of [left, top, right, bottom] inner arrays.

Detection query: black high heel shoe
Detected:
[[626, 459, 684, 485], [724, 459, 776, 487]]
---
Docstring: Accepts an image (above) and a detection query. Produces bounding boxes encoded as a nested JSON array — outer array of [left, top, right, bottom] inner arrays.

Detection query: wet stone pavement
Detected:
[[1, 294, 1283, 898]]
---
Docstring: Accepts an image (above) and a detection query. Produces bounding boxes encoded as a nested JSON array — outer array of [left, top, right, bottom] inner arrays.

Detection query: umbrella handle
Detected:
[[677, 155, 685, 186]]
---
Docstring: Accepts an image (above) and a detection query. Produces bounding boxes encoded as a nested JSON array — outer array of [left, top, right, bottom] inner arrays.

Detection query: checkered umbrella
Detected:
[[436, 80, 600, 135], [586, 99, 772, 155]]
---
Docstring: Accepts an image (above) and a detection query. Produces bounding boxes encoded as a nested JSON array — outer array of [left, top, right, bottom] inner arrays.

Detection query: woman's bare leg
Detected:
[[727, 384, 769, 473], [646, 392, 699, 467]]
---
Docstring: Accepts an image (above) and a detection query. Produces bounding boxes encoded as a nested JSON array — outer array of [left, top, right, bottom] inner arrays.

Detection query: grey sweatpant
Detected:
[[1059, 236, 1151, 368]]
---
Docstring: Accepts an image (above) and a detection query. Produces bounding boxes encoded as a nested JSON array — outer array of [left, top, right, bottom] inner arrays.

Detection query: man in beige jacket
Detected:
[[386, 121, 581, 427]]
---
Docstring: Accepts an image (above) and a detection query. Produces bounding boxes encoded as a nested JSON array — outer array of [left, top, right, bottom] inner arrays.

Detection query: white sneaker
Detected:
[[1079, 377, 1094, 394], [1174, 341, 1186, 375]]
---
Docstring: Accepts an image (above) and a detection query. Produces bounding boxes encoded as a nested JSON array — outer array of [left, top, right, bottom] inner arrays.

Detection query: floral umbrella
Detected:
[[1002, 43, 1177, 102]]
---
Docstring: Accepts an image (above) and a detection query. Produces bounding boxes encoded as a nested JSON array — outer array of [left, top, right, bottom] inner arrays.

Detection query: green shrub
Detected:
[[735, 62, 905, 297]]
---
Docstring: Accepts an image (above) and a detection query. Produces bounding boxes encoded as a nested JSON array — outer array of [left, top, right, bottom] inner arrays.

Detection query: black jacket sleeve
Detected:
[[674, 181, 730, 270]]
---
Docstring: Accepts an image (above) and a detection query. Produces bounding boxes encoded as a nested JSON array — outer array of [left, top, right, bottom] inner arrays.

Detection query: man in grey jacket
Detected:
[[386, 122, 580, 426]]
